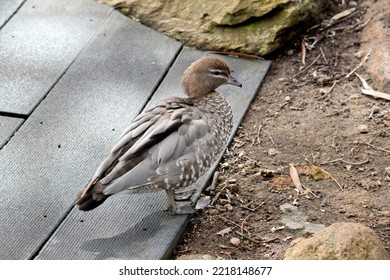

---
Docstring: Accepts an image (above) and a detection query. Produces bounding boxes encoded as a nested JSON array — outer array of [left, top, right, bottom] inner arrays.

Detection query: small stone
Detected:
[[357, 124, 368, 133], [219, 199, 231, 205], [349, 94, 361, 100], [230, 237, 241, 247], [355, 50, 365, 58], [246, 160, 256, 169], [348, 1, 357, 7], [224, 204, 233, 211], [285, 96, 291, 101], [228, 178, 237, 184], [207, 208, 220, 216], [280, 203, 298, 213], [287, 49, 294, 56], [215, 204, 226, 212], [268, 148, 281, 156]]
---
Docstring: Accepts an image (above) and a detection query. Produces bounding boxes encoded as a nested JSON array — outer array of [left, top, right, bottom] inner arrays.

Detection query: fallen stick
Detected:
[[345, 51, 370, 78], [355, 73, 390, 101], [293, 54, 321, 77], [234, 231, 260, 244], [314, 165, 344, 191], [363, 142, 390, 154], [320, 158, 370, 166]]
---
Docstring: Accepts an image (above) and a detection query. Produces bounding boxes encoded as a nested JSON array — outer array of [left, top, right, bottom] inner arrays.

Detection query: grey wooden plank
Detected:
[[0, 116, 23, 148], [0, 0, 112, 116], [0, 10, 181, 260], [0, 0, 24, 28], [35, 48, 271, 260]]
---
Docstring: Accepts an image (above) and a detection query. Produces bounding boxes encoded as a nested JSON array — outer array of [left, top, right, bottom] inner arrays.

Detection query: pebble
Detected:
[[357, 124, 368, 133], [268, 148, 281, 156], [224, 204, 234, 211], [348, 1, 358, 7], [287, 49, 294, 56], [207, 208, 219, 216], [230, 237, 241, 247], [219, 199, 231, 205], [349, 94, 361, 100], [215, 204, 227, 212]]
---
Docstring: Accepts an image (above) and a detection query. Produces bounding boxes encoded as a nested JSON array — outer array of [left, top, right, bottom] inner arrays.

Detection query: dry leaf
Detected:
[[329, 8, 356, 26], [269, 175, 294, 191], [216, 227, 232, 237], [289, 163, 304, 194], [195, 196, 211, 210], [308, 165, 330, 181], [301, 39, 306, 65]]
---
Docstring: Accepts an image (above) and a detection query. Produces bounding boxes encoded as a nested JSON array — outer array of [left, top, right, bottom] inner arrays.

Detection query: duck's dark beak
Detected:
[[227, 74, 242, 87]]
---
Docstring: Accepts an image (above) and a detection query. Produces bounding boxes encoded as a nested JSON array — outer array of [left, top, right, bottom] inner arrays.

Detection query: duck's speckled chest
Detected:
[[193, 91, 233, 153]]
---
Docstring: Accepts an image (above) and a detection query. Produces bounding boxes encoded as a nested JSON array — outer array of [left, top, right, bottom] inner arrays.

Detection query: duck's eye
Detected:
[[209, 69, 224, 76]]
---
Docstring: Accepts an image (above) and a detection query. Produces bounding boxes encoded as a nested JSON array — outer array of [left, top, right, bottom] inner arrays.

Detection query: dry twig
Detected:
[[234, 231, 260, 244], [320, 47, 328, 64], [320, 158, 370, 166], [313, 165, 344, 191], [301, 39, 307, 65], [355, 73, 390, 101], [363, 142, 390, 154], [240, 214, 251, 234], [218, 216, 250, 235], [345, 50, 370, 78], [263, 129, 275, 145], [293, 54, 321, 77]]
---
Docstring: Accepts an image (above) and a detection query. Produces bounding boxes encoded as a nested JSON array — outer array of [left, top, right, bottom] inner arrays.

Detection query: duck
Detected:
[[75, 56, 242, 214]]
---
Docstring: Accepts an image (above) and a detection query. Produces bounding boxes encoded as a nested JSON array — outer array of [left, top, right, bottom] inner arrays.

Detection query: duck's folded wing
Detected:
[[102, 102, 212, 195], [79, 97, 212, 198]]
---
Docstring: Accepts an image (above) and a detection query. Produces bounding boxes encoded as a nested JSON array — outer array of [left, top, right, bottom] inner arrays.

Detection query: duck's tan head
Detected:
[[181, 57, 242, 98]]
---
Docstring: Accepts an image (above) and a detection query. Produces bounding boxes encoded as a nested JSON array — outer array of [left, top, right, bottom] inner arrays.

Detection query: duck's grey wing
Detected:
[[76, 97, 211, 210], [103, 99, 212, 195]]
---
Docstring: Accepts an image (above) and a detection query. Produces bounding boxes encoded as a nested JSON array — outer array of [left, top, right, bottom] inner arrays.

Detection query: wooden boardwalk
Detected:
[[0, 0, 270, 259]]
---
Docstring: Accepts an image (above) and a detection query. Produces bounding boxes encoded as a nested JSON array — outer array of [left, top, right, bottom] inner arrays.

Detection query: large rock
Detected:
[[284, 222, 390, 260], [360, 0, 390, 92], [101, 0, 328, 55]]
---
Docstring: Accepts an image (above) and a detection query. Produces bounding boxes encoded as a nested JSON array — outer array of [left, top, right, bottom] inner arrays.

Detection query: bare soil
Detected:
[[173, 1, 390, 260]]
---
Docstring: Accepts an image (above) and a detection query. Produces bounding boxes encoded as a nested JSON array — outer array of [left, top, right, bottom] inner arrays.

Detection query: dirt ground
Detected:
[[172, 1, 390, 260]]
